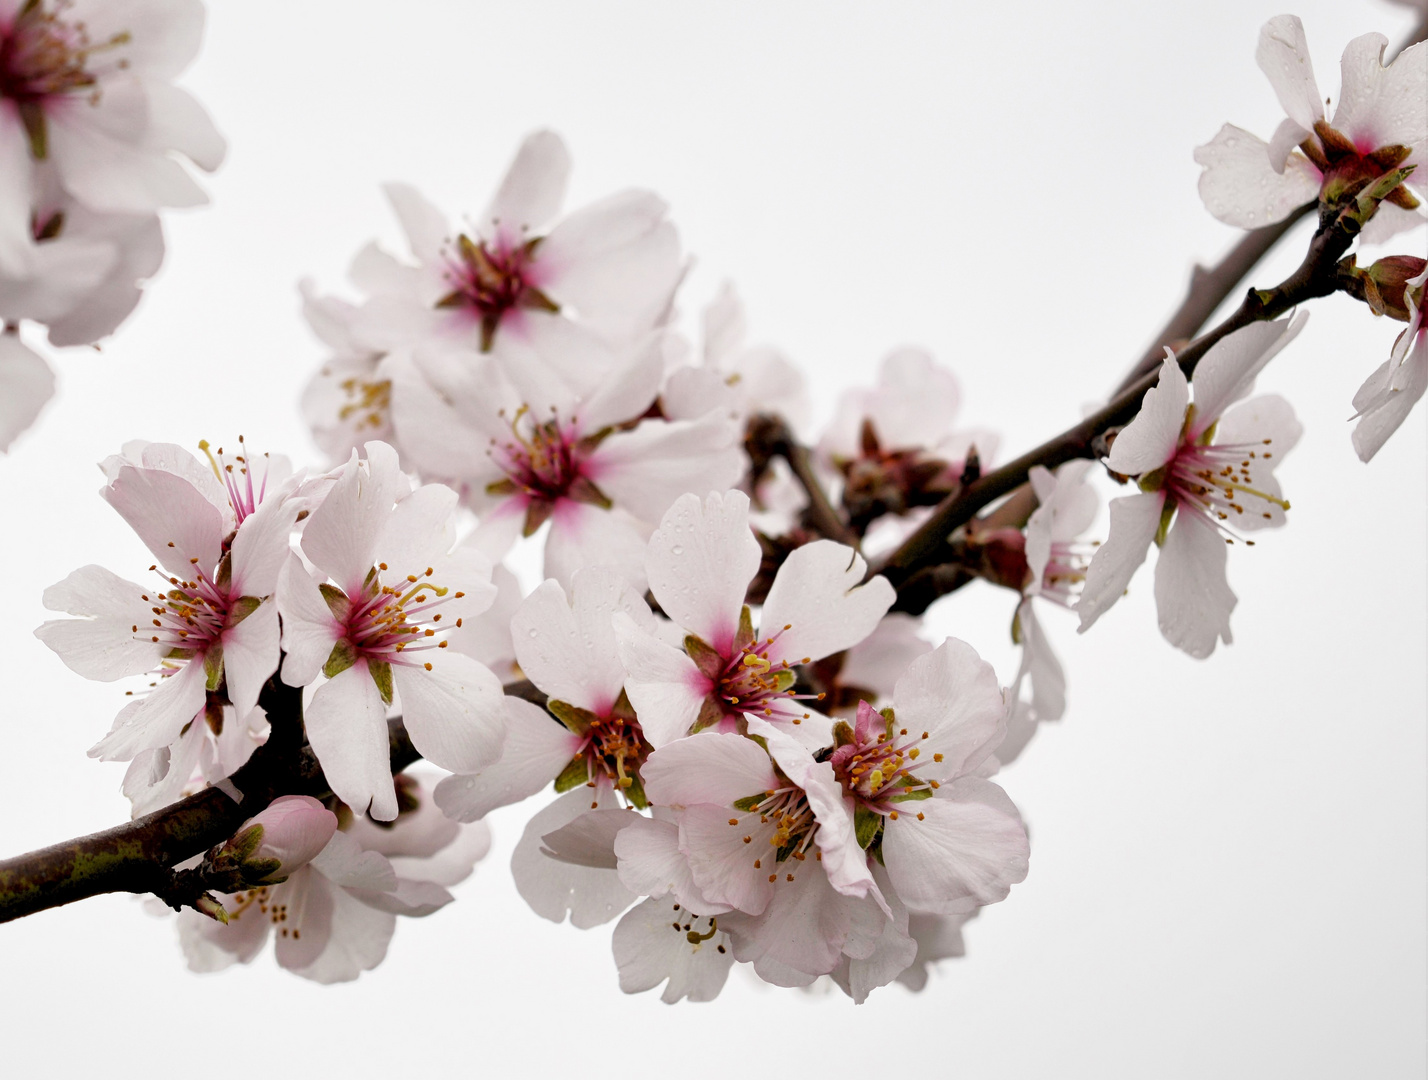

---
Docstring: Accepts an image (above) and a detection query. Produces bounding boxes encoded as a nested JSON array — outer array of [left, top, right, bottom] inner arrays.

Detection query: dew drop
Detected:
[[527, 628, 539, 638], [672, 545, 684, 555]]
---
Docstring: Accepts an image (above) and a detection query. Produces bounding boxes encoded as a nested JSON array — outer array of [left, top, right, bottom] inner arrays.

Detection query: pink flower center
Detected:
[[489, 406, 581, 503], [135, 563, 228, 655], [0, 1, 127, 104], [730, 785, 820, 880], [714, 627, 823, 728], [578, 712, 648, 801], [1039, 540, 1095, 607], [200, 437, 276, 527], [342, 566, 464, 670], [1165, 434, 1287, 544], [829, 702, 935, 815], [437, 233, 556, 352]]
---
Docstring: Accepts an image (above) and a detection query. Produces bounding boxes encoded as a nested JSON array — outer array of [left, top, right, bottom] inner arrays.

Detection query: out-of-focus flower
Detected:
[[1195, 15, 1427, 242], [1352, 263, 1428, 461], [1077, 316, 1306, 657]]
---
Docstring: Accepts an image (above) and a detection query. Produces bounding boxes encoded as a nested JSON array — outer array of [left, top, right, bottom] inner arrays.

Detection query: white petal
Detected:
[[891, 637, 1007, 783], [434, 696, 582, 822], [383, 183, 450, 265], [300, 443, 406, 595], [480, 130, 570, 241], [1211, 394, 1301, 531], [309, 830, 399, 891], [290, 883, 396, 984], [641, 730, 778, 806], [35, 564, 163, 680], [614, 817, 729, 914], [1193, 124, 1320, 228], [1255, 15, 1325, 134], [513, 570, 647, 712], [1076, 492, 1165, 634], [835, 613, 933, 703], [88, 657, 207, 760], [220, 598, 279, 717], [613, 614, 712, 749], [761, 540, 895, 665], [392, 652, 505, 775], [1107, 354, 1187, 476], [540, 808, 633, 868], [612, 897, 734, 1003], [587, 412, 746, 526], [1188, 314, 1307, 437], [1332, 36, 1426, 154], [102, 462, 226, 576], [0, 332, 54, 450], [643, 490, 760, 654], [1154, 509, 1237, 659], [511, 787, 637, 928], [276, 553, 342, 688], [543, 502, 648, 595], [141, 81, 225, 171], [882, 777, 1029, 913], [720, 863, 856, 979], [303, 664, 398, 821]]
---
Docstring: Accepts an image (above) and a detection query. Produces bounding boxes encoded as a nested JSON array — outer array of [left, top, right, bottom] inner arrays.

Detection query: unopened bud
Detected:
[[221, 795, 338, 885], [1364, 256, 1427, 321], [193, 893, 229, 924]]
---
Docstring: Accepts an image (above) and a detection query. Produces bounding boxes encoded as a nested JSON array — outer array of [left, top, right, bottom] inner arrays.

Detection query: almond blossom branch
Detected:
[[0, 679, 421, 924], [876, 191, 1386, 596]]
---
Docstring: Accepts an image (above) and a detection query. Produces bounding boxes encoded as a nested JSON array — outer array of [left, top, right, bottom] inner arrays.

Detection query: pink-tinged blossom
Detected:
[[343, 131, 681, 363], [275, 440, 505, 821], [178, 774, 491, 983], [0, 330, 53, 450], [1195, 15, 1427, 243], [611, 896, 734, 1003], [1352, 264, 1428, 462], [122, 701, 267, 817], [36, 440, 298, 763], [820, 348, 998, 541], [1003, 461, 1099, 764], [435, 566, 663, 824], [389, 334, 744, 591], [1077, 316, 1307, 658], [0, 0, 225, 276], [615, 490, 895, 751], [661, 280, 810, 434], [298, 279, 397, 463]]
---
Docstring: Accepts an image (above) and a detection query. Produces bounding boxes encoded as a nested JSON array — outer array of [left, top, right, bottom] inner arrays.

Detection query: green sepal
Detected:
[[832, 721, 856, 748], [18, 101, 46, 160], [165, 647, 196, 660], [735, 606, 756, 651], [369, 658, 394, 706], [229, 596, 262, 627], [772, 669, 797, 693], [732, 793, 767, 812], [215, 551, 233, 591], [554, 756, 590, 794], [692, 695, 725, 733], [880, 706, 896, 739], [323, 638, 357, 679], [684, 635, 725, 680], [548, 699, 597, 735], [1153, 500, 1176, 547], [889, 787, 934, 803], [319, 583, 350, 621], [203, 644, 225, 692], [622, 774, 649, 810], [1137, 466, 1168, 494], [1011, 607, 1024, 646], [229, 823, 265, 861], [241, 857, 284, 884], [854, 806, 883, 849]]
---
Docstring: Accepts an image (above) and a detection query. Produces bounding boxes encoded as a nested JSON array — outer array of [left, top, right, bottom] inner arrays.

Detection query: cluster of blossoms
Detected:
[[0, 0, 223, 450], [9, 4, 1427, 1004]]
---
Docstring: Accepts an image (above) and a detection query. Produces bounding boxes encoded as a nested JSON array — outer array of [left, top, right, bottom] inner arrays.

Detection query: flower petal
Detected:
[[0, 332, 54, 450], [36, 564, 164, 680], [1076, 491, 1165, 634], [1107, 353, 1187, 476], [1256, 15, 1325, 135], [613, 613, 712, 750], [1193, 124, 1319, 228], [303, 663, 398, 821], [511, 787, 637, 928], [761, 540, 895, 665], [891, 637, 1007, 783], [392, 651, 506, 775], [1154, 508, 1237, 659], [434, 697, 582, 822]]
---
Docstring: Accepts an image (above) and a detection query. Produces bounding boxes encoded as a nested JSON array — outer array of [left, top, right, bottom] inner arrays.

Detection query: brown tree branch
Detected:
[[874, 197, 1374, 593]]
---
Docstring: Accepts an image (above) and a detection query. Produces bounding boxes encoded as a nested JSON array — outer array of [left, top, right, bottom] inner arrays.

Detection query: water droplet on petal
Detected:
[[527, 628, 539, 638], [672, 545, 684, 555]]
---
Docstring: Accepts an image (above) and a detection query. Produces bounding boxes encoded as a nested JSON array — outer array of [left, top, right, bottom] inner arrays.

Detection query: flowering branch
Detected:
[[874, 185, 1395, 595]]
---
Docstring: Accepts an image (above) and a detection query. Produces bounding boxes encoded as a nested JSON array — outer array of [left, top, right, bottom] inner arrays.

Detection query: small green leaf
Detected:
[[684, 635, 724, 679], [319, 584, 350, 621], [229, 596, 262, 626], [554, 756, 590, 794], [1154, 500, 1176, 547], [323, 639, 357, 679], [369, 658, 394, 705], [735, 606, 756, 651], [855, 806, 883, 849], [203, 644, 225, 692], [548, 699, 598, 735], [889, 787, 933, 803]]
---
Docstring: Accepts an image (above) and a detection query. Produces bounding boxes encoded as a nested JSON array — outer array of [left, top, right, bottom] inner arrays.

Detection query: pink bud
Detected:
[[235, 795, 338, 883]]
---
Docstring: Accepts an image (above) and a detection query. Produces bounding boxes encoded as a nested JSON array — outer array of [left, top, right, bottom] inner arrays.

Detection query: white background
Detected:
[[0, 1, 1424, 1076]]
